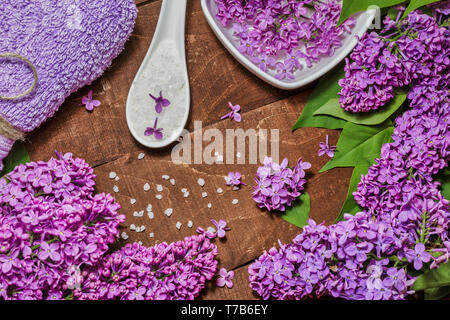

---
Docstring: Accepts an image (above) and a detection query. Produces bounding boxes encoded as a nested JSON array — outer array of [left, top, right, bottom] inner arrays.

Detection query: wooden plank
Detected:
[[88, 96, 352, 299], [24, 0, 353, 299], [27, 0, 300, 164]]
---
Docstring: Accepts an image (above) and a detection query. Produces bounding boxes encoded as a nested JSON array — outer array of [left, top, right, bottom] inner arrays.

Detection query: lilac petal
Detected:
[[161, 99, 171, 107], [217, 229, 226, 238], [154, 130, 163, 140], [233, 113, 242, 122], [216, 277, 226, 287], [92, 100, 101, 107], [219, 268, 228, 277], [2, 262, 12, 273], [155, 103, 163, 113], [144, 128, 155, 136], [413, 258, 423, 270], [85, 102, 94, 111], [326, 150, 335, 157]]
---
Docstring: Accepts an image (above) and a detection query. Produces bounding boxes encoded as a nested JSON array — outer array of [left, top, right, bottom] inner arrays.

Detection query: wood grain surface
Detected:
[[26, 0, 353, 300]]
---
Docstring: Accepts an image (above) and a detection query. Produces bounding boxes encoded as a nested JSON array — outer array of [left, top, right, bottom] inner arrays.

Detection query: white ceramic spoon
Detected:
[[126, 0, 190, 148]]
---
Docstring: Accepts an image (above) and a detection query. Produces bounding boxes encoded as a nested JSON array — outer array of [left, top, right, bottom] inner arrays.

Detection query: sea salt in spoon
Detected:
[[126, 0, 190, 148]]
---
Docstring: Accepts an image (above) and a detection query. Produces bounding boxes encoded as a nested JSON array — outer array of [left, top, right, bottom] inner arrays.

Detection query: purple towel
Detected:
[[0, 0, 137, 169]]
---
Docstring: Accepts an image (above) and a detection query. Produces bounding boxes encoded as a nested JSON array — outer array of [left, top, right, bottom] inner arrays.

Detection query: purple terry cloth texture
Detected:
[[0, 0, 137, 170]]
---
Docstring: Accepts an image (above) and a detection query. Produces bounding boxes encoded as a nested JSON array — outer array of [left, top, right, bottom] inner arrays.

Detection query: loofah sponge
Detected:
[[0, 0, 137, 170]]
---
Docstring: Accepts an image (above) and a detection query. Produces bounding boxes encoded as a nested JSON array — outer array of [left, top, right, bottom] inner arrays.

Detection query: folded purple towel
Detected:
[[0, 0, 137, 170]]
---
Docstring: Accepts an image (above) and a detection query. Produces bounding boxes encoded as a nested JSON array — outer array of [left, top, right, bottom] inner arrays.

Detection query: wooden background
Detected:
[[27, 0, 353, 299]]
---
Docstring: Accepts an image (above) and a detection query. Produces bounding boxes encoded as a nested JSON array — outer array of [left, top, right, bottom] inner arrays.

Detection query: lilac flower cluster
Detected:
[[253, 156, 311, 212], [75, 235, 218, 300], [249, 215, 423, 300], [249, 8, 449, 300], [0, 152, 124, 300], [339, 7, 449, 112], [215, 0, 355, 80]]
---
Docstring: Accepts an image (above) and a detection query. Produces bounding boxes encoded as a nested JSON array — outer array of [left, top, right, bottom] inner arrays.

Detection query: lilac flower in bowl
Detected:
[[201, 0, 376, 89]]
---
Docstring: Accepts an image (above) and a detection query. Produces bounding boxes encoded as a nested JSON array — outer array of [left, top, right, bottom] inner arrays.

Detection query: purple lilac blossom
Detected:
[[216, 268, 234, 288], [0, 151, 125, 300], [144, 117, 164, 140], [149, 91, 170, 114], [221, 101, 242, 122], [75, 237, 218, 300], [81, 90, 101, 111], [338, 8, 448, 112], [249, 7, 449, 301], [318, 135, 336, 158], [253, 156, 311, 212], [214, 0, 355, 79]]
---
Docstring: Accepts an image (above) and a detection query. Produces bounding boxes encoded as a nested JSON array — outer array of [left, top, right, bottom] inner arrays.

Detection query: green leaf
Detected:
[[402, 0, 442, 18], [412, 262, 450, 291], [282, 192, 310, 228], [335, 165, 371, 222], [0, 141, 30, 177], [435, 169, 450, 201], [319, 121, 393, 173], [292, 67, 347, 130], [424, 286, 450, 300], [313, 92, 406, 126], [338, 0, 406, 25]]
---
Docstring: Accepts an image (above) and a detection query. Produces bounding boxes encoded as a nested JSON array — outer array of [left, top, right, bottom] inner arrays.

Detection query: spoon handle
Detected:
[[153, 0, 187, 47]]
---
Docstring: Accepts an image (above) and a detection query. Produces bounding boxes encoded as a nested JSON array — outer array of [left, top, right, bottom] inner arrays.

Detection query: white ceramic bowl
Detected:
[[201, 0, 376, 90]]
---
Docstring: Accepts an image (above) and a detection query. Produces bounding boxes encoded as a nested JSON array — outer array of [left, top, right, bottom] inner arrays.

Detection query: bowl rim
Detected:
[[200, 0, 376, 90]]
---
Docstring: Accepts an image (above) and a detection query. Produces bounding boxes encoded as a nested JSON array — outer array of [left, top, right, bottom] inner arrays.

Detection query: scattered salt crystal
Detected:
[[138, 153, 145, 160], [146, 204, 152, 212], [155, 194, 162, 200], [170, 178, 175, 185], [187, 221, 193, 228], [121, 232, 129, 240], [149, 232, 154, 238], [113, 185, 119, 193], [232, 199, 239, 205], [202, 192, 208, 198], [216, 154, 223, 162], [176, 222, 182, 230], [162, 175, 170, 180], [130, 224, 136, 231], [183, 191, 189, 198], [181, 188, 187, 193], [237, 152, 241, 158], [109, 172, 117, 179], [164, 208, 173, 217], [144, 183, 150, 191], [130, 198, 137, 205], [135, 226, 141, 232], [233, 186, 240, 191], [207, 203, 212, 209], [115, 176, 119, 181], [217, 188, 223, 194], [156, 184, 163, 192], [140, 225, 146, 232], [197, 178, 205, 187], [138, 241, 143, 245], [147, 211, 154, 219]]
